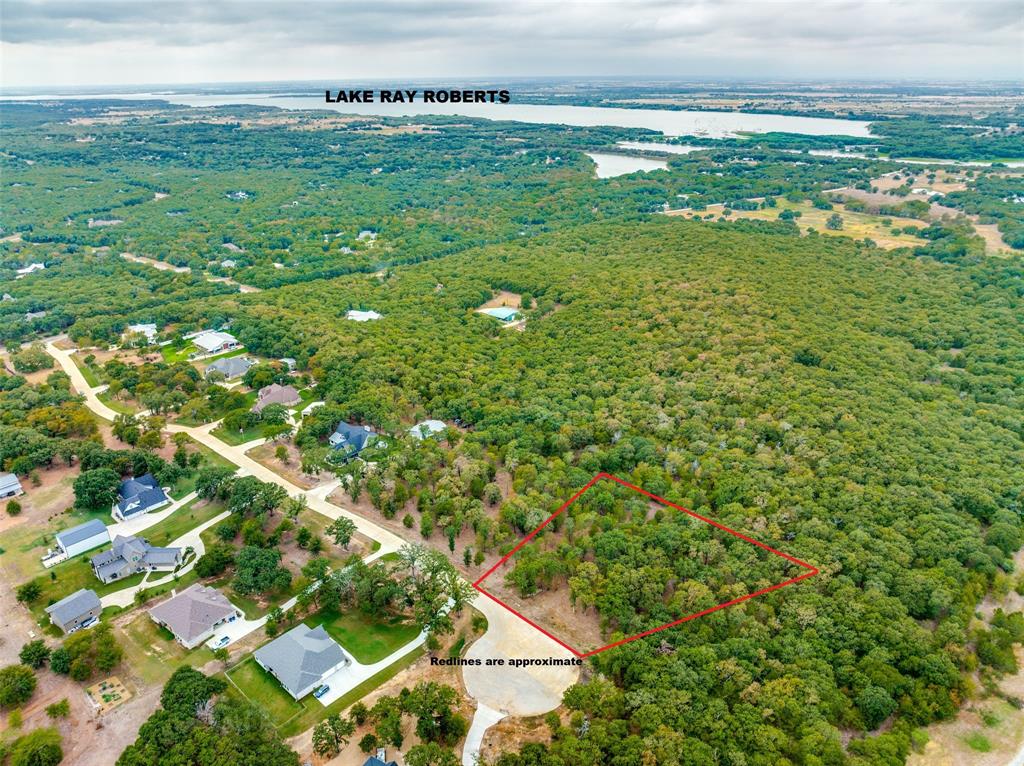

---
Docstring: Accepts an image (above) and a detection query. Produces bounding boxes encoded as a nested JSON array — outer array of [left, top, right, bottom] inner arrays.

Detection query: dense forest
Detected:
[[2, 99, 1023, 766]]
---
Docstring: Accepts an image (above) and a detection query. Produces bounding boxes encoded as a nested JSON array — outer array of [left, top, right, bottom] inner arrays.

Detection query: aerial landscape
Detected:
[[0, 2, 1022, 766]]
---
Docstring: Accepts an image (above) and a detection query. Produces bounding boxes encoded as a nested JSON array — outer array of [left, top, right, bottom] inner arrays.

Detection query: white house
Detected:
[[15, 263, 45, 278], [54, 519, 110, 558], [346, 310, 383, 322], [191, 330, 240, 355]]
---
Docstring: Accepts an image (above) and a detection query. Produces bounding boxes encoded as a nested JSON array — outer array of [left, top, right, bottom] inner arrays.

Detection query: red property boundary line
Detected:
[[473, 472, 819, 658]]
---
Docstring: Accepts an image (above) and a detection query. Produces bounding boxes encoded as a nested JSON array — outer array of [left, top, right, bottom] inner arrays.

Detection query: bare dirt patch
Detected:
[[247, 442, 331, 490], [479, 290, 524, 309]]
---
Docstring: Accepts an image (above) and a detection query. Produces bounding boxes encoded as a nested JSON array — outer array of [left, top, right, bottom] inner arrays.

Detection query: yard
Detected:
[[211, 421, 266, 446], [96, 389, 142, 415], [141, 497, 226, 548], [305, 608, 421, 665], [30, 554, 146, 628], [168, 438, 238, 497], [224, 657, 304, 727], [117, 609, 214, 686], [278, 647, 424, 738]]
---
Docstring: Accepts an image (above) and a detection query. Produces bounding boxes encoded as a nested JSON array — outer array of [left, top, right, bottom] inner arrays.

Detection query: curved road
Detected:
[[45, 339, 578, 761]]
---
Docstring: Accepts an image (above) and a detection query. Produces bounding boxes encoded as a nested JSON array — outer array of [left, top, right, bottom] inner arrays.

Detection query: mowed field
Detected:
[[666, 198, 929, 249]]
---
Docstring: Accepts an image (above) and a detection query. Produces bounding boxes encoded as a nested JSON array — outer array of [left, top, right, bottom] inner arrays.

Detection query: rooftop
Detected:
[[45, 588, 100, 624], [149, 584, 236, 643], [254, 623, 348, 697], [54, 518, 109, 548]]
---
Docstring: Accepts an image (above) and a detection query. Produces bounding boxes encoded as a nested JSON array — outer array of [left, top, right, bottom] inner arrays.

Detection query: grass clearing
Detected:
[[142, 498, 226, 547], [118, 609, 215, 686], [224, 657, 304, 727], [305, 608, 421, 665], [71, 353, 103, 387], [668, 198, 929, 250], [96, 390, 140, 415], [211, 423, 266, 446], [963, 731, 992, 752]]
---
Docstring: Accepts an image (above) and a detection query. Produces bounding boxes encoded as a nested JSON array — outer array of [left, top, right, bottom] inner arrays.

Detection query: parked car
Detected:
[[313, 685, 330, 699], [215, 636, 230, 647]]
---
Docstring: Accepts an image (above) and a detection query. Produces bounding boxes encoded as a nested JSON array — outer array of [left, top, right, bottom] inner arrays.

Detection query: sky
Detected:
[[1, 0, 1022, 89]]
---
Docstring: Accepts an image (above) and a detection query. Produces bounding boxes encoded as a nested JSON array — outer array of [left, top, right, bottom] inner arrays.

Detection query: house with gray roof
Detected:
[[54, 519, 110, 558], [328, 422, 382, 460], [112, 473, 170, 521], [0, 472, 23, 499], [254, 623, 350, 699], [45, 589, 101, 634], [91, 535, 181, 584], [149, 584, 241, 649], [204, 355, 255, 380], [252, 383, 301, 413]]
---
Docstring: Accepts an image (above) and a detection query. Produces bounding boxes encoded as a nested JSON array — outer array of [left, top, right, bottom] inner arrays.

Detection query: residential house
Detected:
[[328, 422, 381, 460], [409, 420, 447, 441], [478, 307, 521, 322], [205, 355, 255, 380], [346, 309, 383, 322], [0, 472, 24, 498], [191, 330, 240, 356], [15, 262, 45, 278], [364, 753, 400, 766], [45, 589, 101, 634], [220, 259, 237, 269], [91, 535, 181, 584], [252, 383, 301, 413], [112, 473, 171, 521], [278, 357, 297, 371], [148, 584, 241, 649], [1, 293, 14, 302], [24, 310, 47, 321], [254, 623, 350, 699], [125, 323, 158, 344], [54, 519, 110, 558]]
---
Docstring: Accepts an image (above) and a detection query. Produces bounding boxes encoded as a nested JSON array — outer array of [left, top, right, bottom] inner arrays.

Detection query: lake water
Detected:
[[586, 152, 669, 178], [2, 91, 873, 138]]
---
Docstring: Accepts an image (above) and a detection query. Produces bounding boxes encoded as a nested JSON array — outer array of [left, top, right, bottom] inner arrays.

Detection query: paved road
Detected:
[[46, 341, 122, 420], [45, 339, 578, 758]]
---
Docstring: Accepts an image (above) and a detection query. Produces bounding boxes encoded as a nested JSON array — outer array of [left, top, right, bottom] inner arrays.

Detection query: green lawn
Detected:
[[278, 646, 424, 737], [306, 608, 421, 664], [96, 390, 140, 415], [119, 610, 215, 686], [211, 423, 266, 446], [142, 498, 226, 548], [29, 555, 145, 625], [225, 657, 304, 727], [71, 353, 103, 387], [294, 388, 317, 410], [160, 344, 197, 363]]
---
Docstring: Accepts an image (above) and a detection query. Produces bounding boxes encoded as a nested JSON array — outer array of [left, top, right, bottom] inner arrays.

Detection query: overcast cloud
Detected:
[[1, 0, 1021, 88]]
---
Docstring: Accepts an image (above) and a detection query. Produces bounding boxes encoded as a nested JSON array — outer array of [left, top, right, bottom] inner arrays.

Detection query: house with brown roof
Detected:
[[251, 383, 301, 413], [148, 584, 241, 649]]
